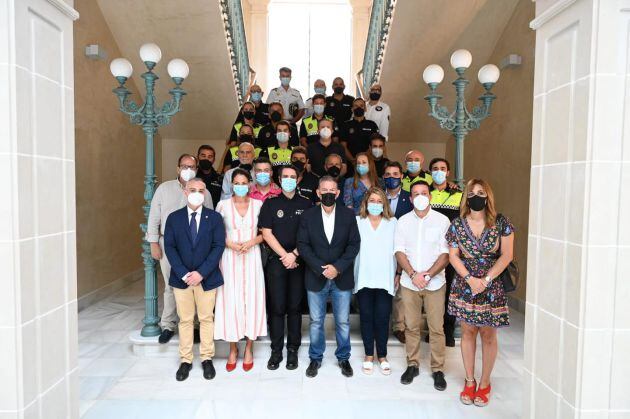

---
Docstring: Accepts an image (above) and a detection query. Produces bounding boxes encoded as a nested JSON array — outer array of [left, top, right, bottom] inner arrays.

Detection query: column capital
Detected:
[[247, 0, 271, 13], [349, 0, 373, 13]]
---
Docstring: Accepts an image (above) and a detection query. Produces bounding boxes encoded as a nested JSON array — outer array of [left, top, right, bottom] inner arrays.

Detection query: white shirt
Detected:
[[354, 217, 397, 295], [266, 86, 305, 120], [366, 101, 391, 139], [387, 188, 401, 214], [187, 205, 202, 233], [321, 205, 336, 244], [394, 208, 450, 291], [304, 97, 314, 118]]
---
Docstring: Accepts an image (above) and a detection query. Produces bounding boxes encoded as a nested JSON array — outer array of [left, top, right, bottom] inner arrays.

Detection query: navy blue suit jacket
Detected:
[[297, 205, 361, 292], [164, 206, 226, 291], [394, 190, 413, 219]]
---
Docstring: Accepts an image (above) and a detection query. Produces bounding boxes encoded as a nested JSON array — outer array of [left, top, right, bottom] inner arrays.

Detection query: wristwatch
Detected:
[[464, 274, 471, 281], [484, 275, 492, 284], [424, 274, 431, 282]]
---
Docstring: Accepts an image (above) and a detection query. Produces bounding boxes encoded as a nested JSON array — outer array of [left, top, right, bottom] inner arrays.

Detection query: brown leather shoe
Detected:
[[393, 330, 406, 344]]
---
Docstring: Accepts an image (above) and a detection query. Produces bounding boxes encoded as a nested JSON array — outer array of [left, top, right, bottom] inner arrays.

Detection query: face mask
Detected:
[[281, 177, 297, 192], [333, 86, 344, 95], [239, 163, 253, 171], [406, 161, 421, 174], [371, 147, 383, 159], [326, 166, 340, 178], [255, 172, 271, 186], [198, 159, 213, 171], [313, 104, 325, 115], [367, 202, 383, 216], [233, 184, 249, 197], [431, 170, 447, 185], [356, 164, 369, 176], [319, 127, 332, 139], [320, 192, 336, 207], [413, 194, 430, 211], [276, 132, 290, 143], [187, 191, 204, 207], [239, 134, 254, 143], [250, 92, 262, 102], [353, 107, 365, 117], [314, 87, 326, 95], [292, 160, 305, 173], [180, 168, 196, 182], [369, 92, 381, 101], [271, 111, 282, 122], [243, 111, 255, 120], [468, 195, 488, 212], [384, 177, 401, 190], [280, 77, 291, 87]]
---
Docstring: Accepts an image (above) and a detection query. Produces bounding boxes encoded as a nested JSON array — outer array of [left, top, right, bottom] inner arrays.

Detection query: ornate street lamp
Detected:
[[422, 49, 500, 188], [109, 43, 189, 337]]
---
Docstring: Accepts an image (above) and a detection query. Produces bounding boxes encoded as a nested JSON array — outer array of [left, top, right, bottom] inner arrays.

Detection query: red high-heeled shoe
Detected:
[[226, 349, 238, 372], [474, 384, 492, 407], [460, 378, 477, 405], [242, 350, 254, 372]]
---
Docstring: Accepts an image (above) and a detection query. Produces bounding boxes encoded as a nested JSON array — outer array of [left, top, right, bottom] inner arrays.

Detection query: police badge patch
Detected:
[[308, 123, 313, 129], [277, 210, 284, 218], [266, 132, 271, 138], [272, 153, 278, 159], [376, 106, 383, 111]]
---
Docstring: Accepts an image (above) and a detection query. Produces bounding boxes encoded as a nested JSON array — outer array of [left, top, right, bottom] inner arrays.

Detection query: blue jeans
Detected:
[[307, 280, 352, 362]]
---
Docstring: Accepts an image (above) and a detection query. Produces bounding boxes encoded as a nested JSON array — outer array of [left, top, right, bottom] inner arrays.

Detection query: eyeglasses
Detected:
[[467, 192, 488, 198]]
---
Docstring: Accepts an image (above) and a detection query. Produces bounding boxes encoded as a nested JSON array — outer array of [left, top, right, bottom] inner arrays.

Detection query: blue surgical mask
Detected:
[[281, 77, 291, 87], [276, 132, 290, 143], [250, 92, 262, 102], [431, 170, 447, 185], [313, 104, 325, 115], [233, 184, 249, 197], [314, 87, 326, 95], [281, 177, 297, 193], [356, 164, 369, 176], [367, 202, 384, 216], [384, 177, 401, 190], [255, 172, 271, 186], [406, 161, 421, 174]]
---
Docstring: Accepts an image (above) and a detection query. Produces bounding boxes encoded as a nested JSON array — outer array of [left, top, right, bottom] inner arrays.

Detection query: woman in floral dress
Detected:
[[445, 179, 515, 407]]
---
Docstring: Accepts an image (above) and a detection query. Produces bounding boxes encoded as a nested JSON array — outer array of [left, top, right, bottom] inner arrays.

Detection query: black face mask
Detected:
[[353, 107, 365, 117], [292, 160, 305, 174], [320, 192, 337, 207], [270, 111, 282, 122], [198, 159, 213, 171], [239, 134, 254, 143], [467, 195, 488, 212], [243, 111, 255, 120], [240, 163, 253, 171], [326, 166, 341, 178], [369, 92, 381, 101], [333, 86, 344, 95]]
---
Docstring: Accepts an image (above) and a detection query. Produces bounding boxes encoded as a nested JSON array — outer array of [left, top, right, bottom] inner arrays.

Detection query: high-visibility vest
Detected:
[[401, 171, 433, 192], [430, 188, 463, 211], [233, 122, 263, 139], [267, 146, 293, 166], [229, 146, 261, 160], [301, 115, 333, 136]]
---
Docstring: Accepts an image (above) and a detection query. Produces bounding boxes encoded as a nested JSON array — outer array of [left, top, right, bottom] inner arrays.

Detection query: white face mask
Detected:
[[371, 147, 383, 159], [320, 127, 332, 139], [187, 191, 204, 207], [413, 194, 430, 211], [180, 168, 196, 182]]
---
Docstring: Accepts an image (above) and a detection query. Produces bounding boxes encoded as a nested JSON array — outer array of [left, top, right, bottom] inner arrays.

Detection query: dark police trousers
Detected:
[[443, 264, 456, 338], [266, 255, 305, 354]]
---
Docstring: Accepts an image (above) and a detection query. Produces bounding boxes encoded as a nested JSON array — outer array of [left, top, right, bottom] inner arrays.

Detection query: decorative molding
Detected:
[[219, 0, 251, 105], [45, 0, 80, 21], [529, 0, 577, 30], [361, 0, 397, 95]]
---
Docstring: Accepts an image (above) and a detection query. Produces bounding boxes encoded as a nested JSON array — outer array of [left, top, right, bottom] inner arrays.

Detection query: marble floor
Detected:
[[78, 279, 525, 419]]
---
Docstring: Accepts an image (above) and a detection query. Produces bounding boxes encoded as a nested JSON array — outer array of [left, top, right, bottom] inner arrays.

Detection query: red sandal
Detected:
[[474, 384, 492, 407], [460, 378, 477, 405]]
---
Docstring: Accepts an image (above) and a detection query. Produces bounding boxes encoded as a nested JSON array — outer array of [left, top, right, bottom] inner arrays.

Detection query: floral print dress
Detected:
[[445, 214, 515, 328]]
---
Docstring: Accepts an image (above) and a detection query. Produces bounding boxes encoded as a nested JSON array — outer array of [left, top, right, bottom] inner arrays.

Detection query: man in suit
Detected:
[[164, 178, 226, 382], [297, 176, 361, 378], [383, 160, 413, 343]]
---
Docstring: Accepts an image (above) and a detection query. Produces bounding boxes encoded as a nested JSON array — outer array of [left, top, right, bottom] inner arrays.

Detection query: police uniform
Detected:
[[401, 170, 433, 192], [257, 123, 300, 148], [258, 192, 312, 357], [229, 121, 263, 143], [266, 86, 305, 120], [299, 114, 334, 145], [297, 171, 319, 203], [305, 140, 346, 177], [222, 145, 262, 170], [198, 169, 223, 208], [254, 101, 270, 125], [366, 101, 391, 138], [339, 118, 379, 158], [324, 94, 355, 124]]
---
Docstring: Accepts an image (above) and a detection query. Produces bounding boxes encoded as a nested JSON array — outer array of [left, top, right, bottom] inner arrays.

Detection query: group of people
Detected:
[[146, 68, 515, 408]]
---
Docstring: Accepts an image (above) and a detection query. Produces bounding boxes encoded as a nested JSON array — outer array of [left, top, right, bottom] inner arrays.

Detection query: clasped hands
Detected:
[[227, 239, 255, 255], [466, 276, 488, 296], [321, 264, 339, 280], [183, 271, 203, 286], [280, 251, 299, 269], [410, 271, 431, 290]]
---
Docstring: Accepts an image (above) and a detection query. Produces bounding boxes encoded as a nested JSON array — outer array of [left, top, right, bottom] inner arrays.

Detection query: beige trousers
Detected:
[[158, 237, 178, 331], [392, 286, 405, 332], [173, 285, 217, 363]]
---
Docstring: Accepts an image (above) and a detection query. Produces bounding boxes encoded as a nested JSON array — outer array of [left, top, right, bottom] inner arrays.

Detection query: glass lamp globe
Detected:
[[167, 58, 190, 80], [450, 49, 472, 70], [422, 64, 444, 85], [139, 43, 162, 64], [109, 58, 133, 78], [478, 64, 500, 84]]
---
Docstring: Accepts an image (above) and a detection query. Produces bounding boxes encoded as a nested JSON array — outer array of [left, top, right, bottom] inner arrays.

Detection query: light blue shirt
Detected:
[[353, 216, 398, 296]]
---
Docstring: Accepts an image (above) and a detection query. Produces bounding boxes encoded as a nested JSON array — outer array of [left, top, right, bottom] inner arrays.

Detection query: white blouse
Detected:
[[353, 216, 398, 296]]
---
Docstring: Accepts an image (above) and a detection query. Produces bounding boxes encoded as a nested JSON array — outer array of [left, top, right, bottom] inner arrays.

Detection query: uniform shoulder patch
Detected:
[[376, 106, 383, 111]]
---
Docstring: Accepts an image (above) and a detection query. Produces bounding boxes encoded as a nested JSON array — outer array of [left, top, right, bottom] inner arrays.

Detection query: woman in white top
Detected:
[[354, 187, 398, 375]]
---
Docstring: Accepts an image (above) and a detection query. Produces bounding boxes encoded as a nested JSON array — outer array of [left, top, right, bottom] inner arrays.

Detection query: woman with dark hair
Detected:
[[214, 168, 267, 372], [446, 179, 515, 407], [343, 152, 382, 215]]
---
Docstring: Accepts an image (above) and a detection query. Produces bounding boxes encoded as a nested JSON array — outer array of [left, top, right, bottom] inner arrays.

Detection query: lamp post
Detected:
[[422, 49, 500, 188], [109, 43, 189, 337]]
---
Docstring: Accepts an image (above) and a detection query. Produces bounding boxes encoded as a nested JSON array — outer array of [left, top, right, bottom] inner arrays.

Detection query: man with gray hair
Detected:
[[304, 79, 327, 118], [220, 142, 256, 200]]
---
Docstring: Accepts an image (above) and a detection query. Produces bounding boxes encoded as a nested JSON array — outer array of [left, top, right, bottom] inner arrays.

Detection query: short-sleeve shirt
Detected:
[[340, 118, 380, 157], [257, 124, 300, 148], [306, 141, 347, 177], [258, 192, 312, 251], [266, 86, 305, 120], [325, 94, 355, 124], [365, 101, 391, 138]]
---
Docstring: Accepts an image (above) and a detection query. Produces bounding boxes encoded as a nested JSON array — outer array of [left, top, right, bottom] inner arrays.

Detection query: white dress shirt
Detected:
[[266, 86, 305, 120], [394, 208, 450, 291], [321, 205, 336, 244], [366, 101, 391, 138], [387, 188, 401, 214], [187, 205, 202, 233]]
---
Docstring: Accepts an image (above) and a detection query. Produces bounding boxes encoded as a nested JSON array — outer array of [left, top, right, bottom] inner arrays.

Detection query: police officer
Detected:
[[260, 120, 293, 182], [339, 98, 379, 162], [247, 84, 270, 125], [266, 67, 305, 124], [196, 145, 222, 207], [325, 77, 355, 123], [304, 79, 326, 118], [259, 165, 312, 370], [369, 133, 390, 177], [258, 102, 300, 148], [306, 119, 347, 177], [428, 157, 462, 347], [300, 94, 334, 146], [289, 147, 316, 203], [402, 149, 433, 192], [229, 101, 263, 146], [365, 84, 391, 139], [222, 124, 262, 172]]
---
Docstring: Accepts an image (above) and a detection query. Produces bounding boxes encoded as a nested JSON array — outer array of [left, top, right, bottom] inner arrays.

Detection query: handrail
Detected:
[[361, 0, 396, 94], [355, 69, 365, 99], [219, 0, 251, 105]]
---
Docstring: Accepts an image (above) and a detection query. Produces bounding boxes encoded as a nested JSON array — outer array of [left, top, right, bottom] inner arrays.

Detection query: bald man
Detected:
[[402, 150, 433, 192], [247, 84, 270, 125], [365, 84, 391, 138], [304, 79, 327, 118], [221, 142, 256, 200]]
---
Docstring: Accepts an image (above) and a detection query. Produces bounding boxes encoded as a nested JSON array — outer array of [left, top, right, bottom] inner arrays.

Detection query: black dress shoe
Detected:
[[445, 335, 456, 347], [305, 360, 321, 378], [393, 330, 406, 344], [193, 328, 201, 344], [175, 362, 192, 381], [400, 366, 419, 385], [267, 352, 283, 370], [338, 360, 353, 377], [432, 371, 447, 391], [202, 360, 216, 380], [159, 329, 175, 344], [286, 350, 298, 370]]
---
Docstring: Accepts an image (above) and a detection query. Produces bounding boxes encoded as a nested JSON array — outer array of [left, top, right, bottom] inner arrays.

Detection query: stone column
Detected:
[[0, 0, 79, 417], [350, 0, 372, 96], [247, 0, 270, 93], [525, 0, 630, 417]]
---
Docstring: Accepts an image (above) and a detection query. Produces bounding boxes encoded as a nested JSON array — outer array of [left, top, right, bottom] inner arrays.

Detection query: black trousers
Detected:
[[356, 288, 393, 358], [443, 264, 456, 338], [266, 256, 305, 354]]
